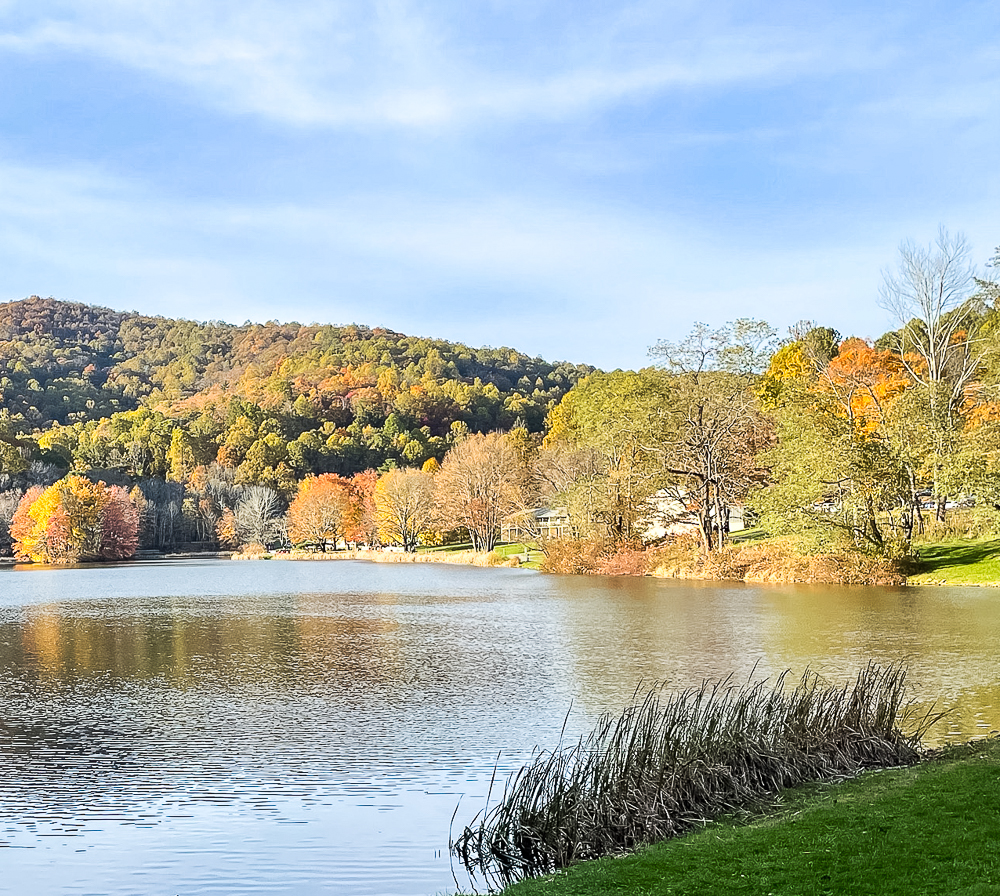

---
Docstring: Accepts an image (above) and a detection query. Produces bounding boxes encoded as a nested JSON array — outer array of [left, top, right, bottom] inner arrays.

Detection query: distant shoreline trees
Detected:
[[10, 475, 138, 563], [4, 232, 1000, 564]]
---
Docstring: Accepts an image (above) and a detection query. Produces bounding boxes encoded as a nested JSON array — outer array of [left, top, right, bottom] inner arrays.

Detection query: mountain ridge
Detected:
[[0, 295, 593, 483]]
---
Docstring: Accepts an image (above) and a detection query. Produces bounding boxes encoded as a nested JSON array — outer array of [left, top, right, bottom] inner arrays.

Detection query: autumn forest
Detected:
[[3, 230, 1000, 575]]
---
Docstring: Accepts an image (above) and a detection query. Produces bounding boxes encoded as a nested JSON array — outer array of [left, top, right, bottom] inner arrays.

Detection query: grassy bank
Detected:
[[455, 665, 937, 887], [907, 537, 1000, 585], [544, 530, 1000, 586], [501, 736, 1000, 896]]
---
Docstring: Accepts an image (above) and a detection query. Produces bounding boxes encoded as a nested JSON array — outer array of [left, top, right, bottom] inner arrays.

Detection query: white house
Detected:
[[640, 488, 746, 542]]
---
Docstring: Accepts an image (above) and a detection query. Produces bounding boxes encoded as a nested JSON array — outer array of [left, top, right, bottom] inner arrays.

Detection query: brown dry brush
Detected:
[[540, 537, 657, 576], [452, 663, 941, 888]]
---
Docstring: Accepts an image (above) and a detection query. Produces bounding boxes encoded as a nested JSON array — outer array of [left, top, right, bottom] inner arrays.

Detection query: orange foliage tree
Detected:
[[287, 474, 353, 550], [11, 476, 139, 563], [818, 338, 918, 434], [344, 470, 379, 546]]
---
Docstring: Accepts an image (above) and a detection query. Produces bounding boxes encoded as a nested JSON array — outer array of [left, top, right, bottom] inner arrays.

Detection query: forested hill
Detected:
[[0, 296, 592, 482]]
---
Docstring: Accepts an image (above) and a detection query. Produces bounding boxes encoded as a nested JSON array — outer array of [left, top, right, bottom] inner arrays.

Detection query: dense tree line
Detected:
[[5, 230, 1000, 564], [0, 297, 591, 556], [0, 296, 589, 434], [537, 230, 1000, 558], [4, 433, 536, 560]]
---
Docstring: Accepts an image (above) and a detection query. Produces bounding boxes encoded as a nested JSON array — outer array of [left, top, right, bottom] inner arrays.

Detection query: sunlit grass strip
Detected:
[[452, 663, 941, 889]]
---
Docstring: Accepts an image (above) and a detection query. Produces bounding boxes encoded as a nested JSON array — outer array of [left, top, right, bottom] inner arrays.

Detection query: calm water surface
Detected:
[[1, 560, 998, 895]]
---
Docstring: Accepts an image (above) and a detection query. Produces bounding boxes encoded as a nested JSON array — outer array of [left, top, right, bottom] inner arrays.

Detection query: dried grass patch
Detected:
[[650, 537, 905, 586]]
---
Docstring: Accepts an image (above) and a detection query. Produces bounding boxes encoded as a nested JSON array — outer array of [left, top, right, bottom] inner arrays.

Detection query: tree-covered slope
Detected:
[[0, 296, 592, 484]]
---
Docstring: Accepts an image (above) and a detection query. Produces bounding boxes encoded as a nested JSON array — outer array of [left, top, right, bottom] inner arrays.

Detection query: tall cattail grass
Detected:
[[452, 663, 941, 887]]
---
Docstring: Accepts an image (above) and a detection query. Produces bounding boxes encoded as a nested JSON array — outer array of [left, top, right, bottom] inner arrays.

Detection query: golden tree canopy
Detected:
[[11, 475, 139, 564]]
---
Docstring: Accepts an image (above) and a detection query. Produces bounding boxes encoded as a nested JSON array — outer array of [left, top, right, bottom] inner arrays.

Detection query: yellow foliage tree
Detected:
[[10, 476, 138, 564], [374, 468, 435, 552]]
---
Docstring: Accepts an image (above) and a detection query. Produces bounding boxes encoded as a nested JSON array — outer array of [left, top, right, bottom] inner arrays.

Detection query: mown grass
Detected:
[[729, 526, 769, 544], [453, 664, 938, 889], [907, 537, 1000, 585], [491, 542, 546, 567], [501, 737, 1000, 896]]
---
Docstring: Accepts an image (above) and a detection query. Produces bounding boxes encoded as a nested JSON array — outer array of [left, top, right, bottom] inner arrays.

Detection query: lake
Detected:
[[1, 559, 998, 895]]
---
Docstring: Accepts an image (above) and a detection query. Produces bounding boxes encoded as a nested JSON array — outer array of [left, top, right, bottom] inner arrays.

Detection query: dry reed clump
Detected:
[[704, 540, 906, 585], [452, 663, 940, 888], [231, 541, 270, 560], [539, 538, 611, 575], [651, 538, 906, 585], [486, 550, 522, 567], [540, 538, 656, 576]]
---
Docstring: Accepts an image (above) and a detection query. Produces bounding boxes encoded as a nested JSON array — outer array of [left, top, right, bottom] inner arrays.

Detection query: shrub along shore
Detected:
[[648, 536, 1000, 586], [227, 534, 1000, 586], [498, 736, 1000, 896], [535, 529, 1000, 586]]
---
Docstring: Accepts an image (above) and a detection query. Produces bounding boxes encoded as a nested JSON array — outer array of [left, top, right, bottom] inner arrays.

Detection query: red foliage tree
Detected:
[[98, 485, 140, 559]]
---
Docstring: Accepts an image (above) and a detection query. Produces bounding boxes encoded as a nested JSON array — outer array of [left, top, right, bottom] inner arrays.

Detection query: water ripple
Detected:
[[1, 561, 998, 894]]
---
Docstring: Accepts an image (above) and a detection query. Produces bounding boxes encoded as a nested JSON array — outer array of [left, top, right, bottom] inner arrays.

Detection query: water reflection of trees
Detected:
[[8, 599, 403, 686], [546, 577, 1000, 743]]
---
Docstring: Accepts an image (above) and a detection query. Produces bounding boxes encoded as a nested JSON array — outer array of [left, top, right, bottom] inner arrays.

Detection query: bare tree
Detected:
[[532, 443, 604, 506], [878, 228, 982, 519], [234, 485, 286, 548], [0, 489, 21, 556], [135, 478, 186, 550], [878, 227, 981, 418], [650, 320, 776, 552], [435, 433, 527, 552]]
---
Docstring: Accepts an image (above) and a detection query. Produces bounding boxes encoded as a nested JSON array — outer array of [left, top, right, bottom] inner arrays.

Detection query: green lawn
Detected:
[[730, 526, 768, 544], [415, 541, 545, 567], [907, 538, 1000, 585], [501, 738, 1000, 896]]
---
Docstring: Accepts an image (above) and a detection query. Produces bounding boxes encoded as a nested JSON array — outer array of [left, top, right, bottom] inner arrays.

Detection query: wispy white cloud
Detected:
[[0, 1, 867, 128], [0, 3, 997, 368], [0, 153, 920, 367]]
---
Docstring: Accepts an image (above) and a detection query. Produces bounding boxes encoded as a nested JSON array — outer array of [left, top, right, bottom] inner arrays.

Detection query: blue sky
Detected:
[[0, 1, 997, 370]]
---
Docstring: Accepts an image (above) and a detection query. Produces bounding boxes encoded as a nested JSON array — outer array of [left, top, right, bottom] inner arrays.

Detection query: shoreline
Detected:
[[501, 736, 1000, 896], [5, 541, 999, 586], [233, 548, 523, 568]]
